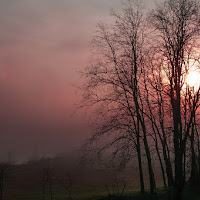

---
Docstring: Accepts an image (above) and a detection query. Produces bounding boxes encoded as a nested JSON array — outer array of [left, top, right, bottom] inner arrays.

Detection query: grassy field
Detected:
[[1, 159, 148, 200], [98, 187, 200, 200], [2, 159, 200, 200], [2, 160, 134, 200]]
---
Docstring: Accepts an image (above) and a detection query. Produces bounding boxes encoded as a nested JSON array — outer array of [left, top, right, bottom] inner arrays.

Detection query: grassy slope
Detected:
[[2, 160, 200, 200]]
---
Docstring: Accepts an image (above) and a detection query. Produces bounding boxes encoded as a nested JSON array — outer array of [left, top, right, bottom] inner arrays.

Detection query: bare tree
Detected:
[[150, 0, 200, 199], [80, 0, 157, 193], [104, 170, 129, 197], [7, 149, 16, 166], [41, 168, 48, 200], [79, 0, 200, 199], [40, 166, 54, 200], [57, 173, 73, 200], [142, 52, 175, 188], [0, 163, 9, 200]]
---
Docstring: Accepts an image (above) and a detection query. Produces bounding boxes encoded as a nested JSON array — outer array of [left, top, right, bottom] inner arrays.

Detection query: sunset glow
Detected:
[[186, 70, 200, 91]]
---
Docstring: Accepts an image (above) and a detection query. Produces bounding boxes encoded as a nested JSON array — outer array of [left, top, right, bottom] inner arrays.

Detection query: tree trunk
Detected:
[[159, 122, 174, 187], [163, 146, 174, 187], [189, 120, 199, 185], [155, 137, 167, 188], [143, 131, 156, 193], [136, 136, 145, 193], [174, 111, 184, 200]]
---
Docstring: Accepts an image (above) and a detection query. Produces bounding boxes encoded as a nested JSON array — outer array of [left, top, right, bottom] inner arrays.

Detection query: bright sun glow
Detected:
[[186, 70, 200, 91]]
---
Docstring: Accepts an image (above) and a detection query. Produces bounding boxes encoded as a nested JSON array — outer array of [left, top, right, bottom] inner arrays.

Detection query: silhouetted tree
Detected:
[[80, 0, 156, 193], [104, 170, 128, 197], [0, 163, 9, 200], [40, 166, 54, 200], [7, 149, 16, 166], [151, 0, 200, 199], [79, 0, 200, 199], [57, 172, 73, 200]]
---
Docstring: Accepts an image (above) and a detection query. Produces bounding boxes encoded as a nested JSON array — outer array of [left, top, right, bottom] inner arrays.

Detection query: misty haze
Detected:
[[1, 0, 200, 200]]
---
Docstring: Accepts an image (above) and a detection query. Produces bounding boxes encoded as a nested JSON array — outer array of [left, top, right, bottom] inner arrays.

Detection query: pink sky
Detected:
[[0, 0, 152, 162]]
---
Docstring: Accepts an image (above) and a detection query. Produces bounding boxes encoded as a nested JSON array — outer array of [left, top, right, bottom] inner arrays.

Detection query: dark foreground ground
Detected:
[[98, 186, 200, 200], [2, 157, 200, 200]]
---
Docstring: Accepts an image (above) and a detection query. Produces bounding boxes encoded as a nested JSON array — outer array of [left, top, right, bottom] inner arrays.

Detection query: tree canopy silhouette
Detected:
[[79, 0, 200, 200]]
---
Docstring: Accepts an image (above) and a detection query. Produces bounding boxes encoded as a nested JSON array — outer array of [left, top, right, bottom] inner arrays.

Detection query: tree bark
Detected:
[[136, 134, 145, 193]]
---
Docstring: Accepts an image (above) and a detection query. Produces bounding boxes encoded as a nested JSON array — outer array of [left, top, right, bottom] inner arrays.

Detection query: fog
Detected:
[[0, 0, 153, 162]]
